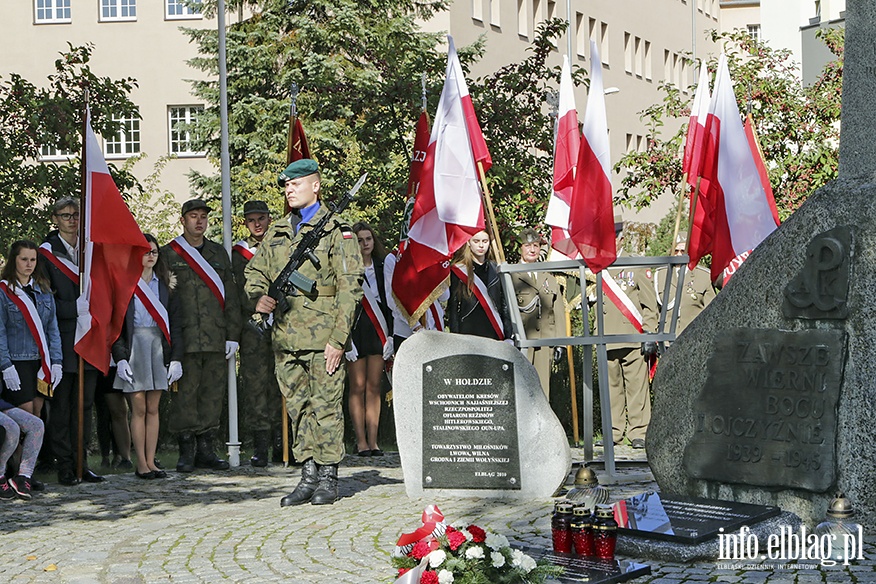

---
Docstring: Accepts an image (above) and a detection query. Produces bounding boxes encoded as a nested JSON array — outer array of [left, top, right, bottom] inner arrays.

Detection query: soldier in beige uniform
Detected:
[[654, 237, 717, 335], [597, 222, 658, 449], [245, 159, 363, 507], [510, 228, 564, 398]]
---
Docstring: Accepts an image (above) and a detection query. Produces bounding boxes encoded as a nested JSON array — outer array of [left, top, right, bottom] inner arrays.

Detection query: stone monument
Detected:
[[648, 0, 876, 527], [393, 331, 571, 499]]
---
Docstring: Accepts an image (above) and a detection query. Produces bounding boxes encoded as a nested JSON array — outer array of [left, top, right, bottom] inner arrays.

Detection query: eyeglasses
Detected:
[[144, 250, 160, 256], [55, 212, 80, 221]]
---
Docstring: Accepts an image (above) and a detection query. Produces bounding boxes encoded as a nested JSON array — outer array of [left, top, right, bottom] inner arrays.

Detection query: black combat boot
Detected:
[[251, 431, 270, 468], [272, 428, 283, 463], [280, 459, 318, 507], [310, 464, 339, 505], [194, 432, 230, 470], [176, 432, 196, 473]]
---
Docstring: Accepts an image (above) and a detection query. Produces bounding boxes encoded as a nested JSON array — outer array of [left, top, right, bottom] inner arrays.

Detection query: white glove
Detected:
[[2, 366, 21, 392], [117, 360, 134, 384], [51, 364, 64, 390], [167, 361, 183, 384], [382, 337, 394, 361], [225, 341, 239, 360], [345, 345, 358, 362], [76, 296, 90, 318]]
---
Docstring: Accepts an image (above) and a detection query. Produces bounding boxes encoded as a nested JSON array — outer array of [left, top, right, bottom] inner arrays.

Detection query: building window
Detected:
[[489, 0, 500, 27], [532, 0, 543, 34], [34, 0, 71, 24], [39, 145, 75, 161], [575, 12, 586, 58], [517, 0, 528, 37], [101, 0, 136, 21], [747, 24, 761, 41], [169, 106, 204, 156], [624, 33, 633, 74], [104, 114, 141, 158], [644, 40, 652, 80], [472, 0, 483, 22], [166, 0, 201, 19], [600, 22, 609, 65], [634, 36, 642, 78]]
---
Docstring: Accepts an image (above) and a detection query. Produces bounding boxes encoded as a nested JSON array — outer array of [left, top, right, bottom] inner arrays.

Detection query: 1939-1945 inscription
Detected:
[[683, 328, 845, 492], [422, 355, 521, 490]]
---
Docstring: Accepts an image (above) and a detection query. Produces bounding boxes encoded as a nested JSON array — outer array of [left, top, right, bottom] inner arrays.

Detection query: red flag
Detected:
[[546, 55, 582, 260], [75, 111, 150, 374], [393, 110, 450, 325], [283, 117, 312, 215], [406, 35, 486, 273], [693, 55, 779, 283], [568, 40, 616, 273]]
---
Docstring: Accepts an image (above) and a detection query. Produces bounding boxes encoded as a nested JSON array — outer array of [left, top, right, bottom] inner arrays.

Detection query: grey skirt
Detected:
[[113, 326, 169, 393]]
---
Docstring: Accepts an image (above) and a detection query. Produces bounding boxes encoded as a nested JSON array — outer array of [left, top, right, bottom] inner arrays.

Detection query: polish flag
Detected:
[[75, 110, 150, 374], [685, 62, 717, 266], [405, 35, 486, 272], [567, 40, 616, 273], [545, 55, 582, 260], [683, 61, 713, 193], [692, 55, 779, 283]]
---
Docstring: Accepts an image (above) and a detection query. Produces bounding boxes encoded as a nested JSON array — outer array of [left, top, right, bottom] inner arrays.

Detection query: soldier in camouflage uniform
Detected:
[[231, 200, 280, 467], [245, 159, 363, 506], [161, 199, 241, 472]]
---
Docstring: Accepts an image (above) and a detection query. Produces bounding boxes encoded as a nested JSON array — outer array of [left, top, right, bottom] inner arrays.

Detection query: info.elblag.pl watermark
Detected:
[[717, 525, 865, 568]]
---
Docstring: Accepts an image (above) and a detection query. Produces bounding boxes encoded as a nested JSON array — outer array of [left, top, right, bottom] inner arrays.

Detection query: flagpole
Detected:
[[77, 89, 89, 481], [477, 162, 505, 263], [684, 176, 703, 255], [670, 171, 689, 252]]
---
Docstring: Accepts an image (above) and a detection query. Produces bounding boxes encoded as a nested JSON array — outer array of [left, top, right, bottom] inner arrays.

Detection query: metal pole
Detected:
[[691, 0, 697, 59], [566, 0, 573, 62], [217, 0, 240, 468]]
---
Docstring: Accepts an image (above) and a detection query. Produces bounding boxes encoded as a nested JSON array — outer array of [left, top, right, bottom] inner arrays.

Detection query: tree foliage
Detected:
[[0, 44, 139, 252], [616, 28, 843, 229]]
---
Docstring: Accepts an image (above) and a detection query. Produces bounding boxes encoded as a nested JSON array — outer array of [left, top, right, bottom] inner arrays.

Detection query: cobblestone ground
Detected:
[[0, 448, 871, 583]]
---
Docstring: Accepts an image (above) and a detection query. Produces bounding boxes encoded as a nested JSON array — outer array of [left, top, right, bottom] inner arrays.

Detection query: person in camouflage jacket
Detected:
[[245, 159, 363, 507]]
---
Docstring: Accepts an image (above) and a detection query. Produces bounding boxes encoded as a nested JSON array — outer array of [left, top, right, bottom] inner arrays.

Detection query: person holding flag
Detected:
[[111, 234, 183, 479], [345, 222, 392, 458], [161, 199, 241, 473], [231, 200, 280, 467]]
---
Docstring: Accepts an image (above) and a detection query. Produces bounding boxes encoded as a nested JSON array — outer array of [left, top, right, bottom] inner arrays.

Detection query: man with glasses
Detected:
[[41, 197, 105, 486], [653, 235, 717, 335]]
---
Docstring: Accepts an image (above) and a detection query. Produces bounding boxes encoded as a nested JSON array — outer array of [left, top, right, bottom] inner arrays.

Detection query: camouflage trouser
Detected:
[[239, 328, 280, 433], [273, 349, 346, 465], [607, 347, 651, 443], [168, 352, 227, 435]]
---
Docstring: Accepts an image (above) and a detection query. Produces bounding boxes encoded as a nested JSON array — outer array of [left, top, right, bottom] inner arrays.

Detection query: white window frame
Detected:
[[39, 145, 76, 161], [166, 0, 202, 20], [489, 0, 501, 28], [472, 0, 484, 22], [104, 114, 141, 159], [168, 105, 205, 157], [34, 0, 71, 24], [100, 0, 137, 22]]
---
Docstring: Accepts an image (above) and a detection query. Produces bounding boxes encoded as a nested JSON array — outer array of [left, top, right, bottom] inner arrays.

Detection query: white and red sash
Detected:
[[169, 236, 225, 310], [361, 279, 390, 351], [134, 279, 171, 344], [39, 242, 79, 285], [451, 263, 504, 339], [232, 240, 255, 261], [0, 281, 51, 384], [428, 303, 444, 332], [602, 272, 644, 333]]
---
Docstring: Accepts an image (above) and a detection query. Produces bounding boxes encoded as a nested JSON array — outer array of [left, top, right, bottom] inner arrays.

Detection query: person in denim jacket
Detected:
[[0, 240, 63, 420]]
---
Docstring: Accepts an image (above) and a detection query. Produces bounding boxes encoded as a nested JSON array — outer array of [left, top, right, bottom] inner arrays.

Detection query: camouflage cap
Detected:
[[243, 200, 270, 216], [278, 158, 319, 186], [518, 228, 543, 245], [181, 198, 211, 216]]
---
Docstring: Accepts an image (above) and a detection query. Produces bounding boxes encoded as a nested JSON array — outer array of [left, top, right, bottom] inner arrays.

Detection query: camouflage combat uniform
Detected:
[[161, 239, 241, 435], [232, 235, 280, 434], [244, 206, 363, 466]]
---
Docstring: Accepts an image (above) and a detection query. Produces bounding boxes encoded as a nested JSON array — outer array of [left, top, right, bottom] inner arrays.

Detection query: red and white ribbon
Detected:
[[361, 280, 390, 352], [0, 281, 51, 385], [394, 505, 446, 556], [232, 240, 255, 261], [451, 263, 504, 339], [602, 272, 644, 333], [428, 303, 444, 332], [39, 242, 79, 285], [134, 279, 171, 344], [169, 236, 225, 310]]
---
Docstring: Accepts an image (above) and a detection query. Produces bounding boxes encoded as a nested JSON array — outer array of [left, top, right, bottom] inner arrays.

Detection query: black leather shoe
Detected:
[[310, 464, 338, 506], [370, 449, 384, 457], [153, 469, 168, 479], [280, 459, 318, 507], [135, 470, 157, 480], [82, 469, 106, 483], [58, 471, 81, 486]]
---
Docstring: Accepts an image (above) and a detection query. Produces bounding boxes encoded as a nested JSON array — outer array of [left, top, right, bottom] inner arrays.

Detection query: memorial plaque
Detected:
[[615, 492, 781, 545], [524, 548, 650, 584], [422, 355, 521, 490], [683, 328, 845, 492]]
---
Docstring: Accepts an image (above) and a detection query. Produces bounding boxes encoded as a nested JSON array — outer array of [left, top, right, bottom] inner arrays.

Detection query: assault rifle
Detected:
[[250, 173, 368, 335]]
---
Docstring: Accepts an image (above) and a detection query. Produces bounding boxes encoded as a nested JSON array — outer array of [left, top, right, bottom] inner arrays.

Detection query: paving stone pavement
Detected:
[[0, 448, 871, 583]]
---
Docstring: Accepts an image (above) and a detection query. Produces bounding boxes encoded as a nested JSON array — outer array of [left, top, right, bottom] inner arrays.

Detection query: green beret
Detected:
[[278, 159, 319, 186]]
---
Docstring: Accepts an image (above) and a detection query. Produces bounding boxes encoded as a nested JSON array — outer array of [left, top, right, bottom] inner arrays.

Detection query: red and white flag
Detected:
[[546, 55, 582, 260], [568, 40, 616, 273], [691, 54, 779, 283], [405, 35, 486, 273], [683, 62, 712, 191], [75, 110, 150, 374]]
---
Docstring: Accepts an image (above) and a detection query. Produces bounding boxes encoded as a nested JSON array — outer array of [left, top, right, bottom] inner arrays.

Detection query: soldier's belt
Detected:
[[315, 285, 336, 297]]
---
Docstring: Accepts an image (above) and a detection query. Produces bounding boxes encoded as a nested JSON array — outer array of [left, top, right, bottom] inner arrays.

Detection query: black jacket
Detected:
[[447, 261, 513, 341], [111, 278, 184, 366]]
